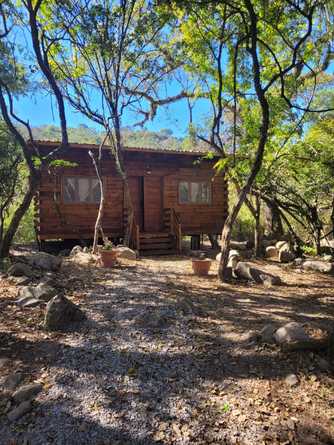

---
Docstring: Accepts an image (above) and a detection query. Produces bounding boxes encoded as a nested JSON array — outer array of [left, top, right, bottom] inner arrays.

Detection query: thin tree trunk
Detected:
[[89, 151, 105, 253], [254, 195, 262, 257], [0, 173, 39, 258]]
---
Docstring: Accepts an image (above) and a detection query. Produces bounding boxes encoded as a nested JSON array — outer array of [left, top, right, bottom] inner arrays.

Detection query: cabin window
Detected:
[[178, 181, 211, 204], [62, 176, 100, 203]]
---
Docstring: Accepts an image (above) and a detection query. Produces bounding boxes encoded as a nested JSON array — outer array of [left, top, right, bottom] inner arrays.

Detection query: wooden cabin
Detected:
[[35, 141, 228, 255]]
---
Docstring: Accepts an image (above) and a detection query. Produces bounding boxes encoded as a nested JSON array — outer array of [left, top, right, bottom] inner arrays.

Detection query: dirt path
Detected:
[[1, 256, 334, 444]]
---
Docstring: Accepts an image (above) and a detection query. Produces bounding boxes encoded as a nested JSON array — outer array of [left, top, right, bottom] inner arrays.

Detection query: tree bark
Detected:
[[254, 195, 262, 257], [218, 0, 270, 282], [0, 173, 39, 258], [263, 197, 284, 239]]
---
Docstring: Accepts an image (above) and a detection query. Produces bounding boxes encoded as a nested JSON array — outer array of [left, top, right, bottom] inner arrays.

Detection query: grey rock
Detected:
[[70, 245, 83, 256], [12, 383, 43, 403], [18, 283, 57, 303], [26, 252, 62, 271], [235, 262, 281, 285], [44, 295, 86, 331], [274, 322, 310, 345], [293, 257, 304, 266], [259, 324, 277, 343], [302, 260, 334, 274], [21, 298, 43, 308], [3, 373, 23, 391], [278, 250, 295, 263], [8, 275, 31, 286], [265, 246, 279, 259], [33, 283, 58, 302], [114, 246, 137, 260], [285, 373, 299, 387], [7, 401, 32, 422], [322, 255, 333, 262], [260, 274, 282, 287], [7, 263, 34, 278]]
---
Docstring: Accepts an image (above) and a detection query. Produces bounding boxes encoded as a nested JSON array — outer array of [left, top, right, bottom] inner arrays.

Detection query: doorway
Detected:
[[127, 176, 163, 232]]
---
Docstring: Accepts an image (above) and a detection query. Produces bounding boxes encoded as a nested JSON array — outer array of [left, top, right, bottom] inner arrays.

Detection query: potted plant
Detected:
[[192, 253, 212, 276], [100, 241, 118, 267]]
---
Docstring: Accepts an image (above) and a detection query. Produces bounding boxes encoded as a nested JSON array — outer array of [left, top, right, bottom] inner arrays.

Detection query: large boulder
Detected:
[[235, 261, 281, 285], [25, 252, 61, 271], [44, 295, 86, 331], [302, 260, 334, 274], [265, 246, 279, 259], [7, 263, 34, 278], [114, 246, 137, 260]]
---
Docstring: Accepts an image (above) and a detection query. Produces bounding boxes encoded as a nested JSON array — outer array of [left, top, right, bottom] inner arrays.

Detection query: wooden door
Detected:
[[144, 176, 162, 232], [127, 177, 144, 230]]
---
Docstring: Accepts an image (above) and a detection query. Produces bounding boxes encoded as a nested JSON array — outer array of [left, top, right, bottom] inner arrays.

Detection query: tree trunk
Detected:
[[108, 132, 134, 248], [254, 195, 262, 257], [89, 150, 106, 253], [263, 198, 284, 239], [208, 234, 219, 249], [0, 173, 39, 258]]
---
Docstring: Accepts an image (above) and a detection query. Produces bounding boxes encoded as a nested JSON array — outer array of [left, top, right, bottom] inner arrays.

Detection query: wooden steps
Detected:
[[139, 231, 175, 256]]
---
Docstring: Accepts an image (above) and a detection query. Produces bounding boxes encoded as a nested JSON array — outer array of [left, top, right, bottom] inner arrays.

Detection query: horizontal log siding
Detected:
[[37, 146, 227, 240]]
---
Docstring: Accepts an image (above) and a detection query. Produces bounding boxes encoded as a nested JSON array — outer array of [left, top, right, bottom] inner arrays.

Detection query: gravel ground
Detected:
[[1, 256, 334, 444]]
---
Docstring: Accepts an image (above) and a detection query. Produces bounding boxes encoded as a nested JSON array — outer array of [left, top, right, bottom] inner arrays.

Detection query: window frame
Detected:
[[178, 180, 212, 205], [61, 175, 101, 205]]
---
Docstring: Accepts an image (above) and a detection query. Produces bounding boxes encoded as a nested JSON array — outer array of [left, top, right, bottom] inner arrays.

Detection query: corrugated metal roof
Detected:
[[33, 140, 216, 157]]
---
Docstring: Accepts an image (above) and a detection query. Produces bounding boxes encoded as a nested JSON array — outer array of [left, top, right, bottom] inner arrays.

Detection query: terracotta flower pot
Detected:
[[100, 249, 118, 268], [192, 258, 212, 276]]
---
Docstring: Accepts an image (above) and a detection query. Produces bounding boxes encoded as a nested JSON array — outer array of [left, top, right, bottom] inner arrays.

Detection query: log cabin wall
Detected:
[[36, 143, 228, 240]]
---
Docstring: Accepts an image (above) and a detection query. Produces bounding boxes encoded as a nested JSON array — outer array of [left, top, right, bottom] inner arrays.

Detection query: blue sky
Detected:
[[15, 87, 211, 138]]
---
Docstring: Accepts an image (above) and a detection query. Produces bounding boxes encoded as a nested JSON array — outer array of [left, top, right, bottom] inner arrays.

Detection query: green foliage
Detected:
[[301, 245, 317, 257], [13, 203, 35, 243]]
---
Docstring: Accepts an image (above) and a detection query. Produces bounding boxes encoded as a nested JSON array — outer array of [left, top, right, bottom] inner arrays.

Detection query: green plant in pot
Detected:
[[100, 240, 118, 267]]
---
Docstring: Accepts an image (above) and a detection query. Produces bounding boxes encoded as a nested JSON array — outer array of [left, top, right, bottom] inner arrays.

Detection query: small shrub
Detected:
[[301, 245, 317, 256]]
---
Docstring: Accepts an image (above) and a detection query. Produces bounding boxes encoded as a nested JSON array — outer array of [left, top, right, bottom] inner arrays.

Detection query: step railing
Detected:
[[163, 208, 182, 253]]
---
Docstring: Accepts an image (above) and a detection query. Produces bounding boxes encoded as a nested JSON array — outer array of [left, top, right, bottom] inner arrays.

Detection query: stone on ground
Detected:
[[265, 246, 278, 259], [2, 373, 23, 391], [71, 251, 96, 266], [12, 383, 43, 403], [285, 373, 299, 387], [302, 260, 334, 274], [115, 246, 137, 260], [25, 252, 62, 271], [235, 262, 281, 285], [7, 263, 34, 278], [278, 250, 295, 263], [17, 283, 57, 304], [274, 322, 310, 345], [70, 245, 83, 256], [7, 401, 32, 422], [44, 295, 86, 331], [259, 324, 277, 343]]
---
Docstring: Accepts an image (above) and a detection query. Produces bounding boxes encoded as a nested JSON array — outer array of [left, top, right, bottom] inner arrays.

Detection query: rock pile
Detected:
[[1, 373, 43, 422]]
